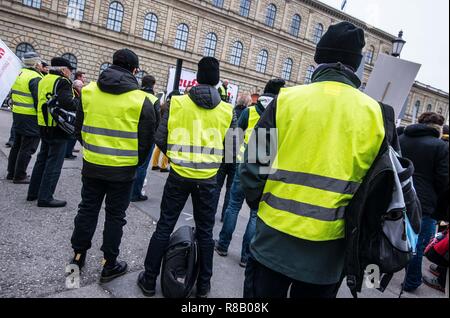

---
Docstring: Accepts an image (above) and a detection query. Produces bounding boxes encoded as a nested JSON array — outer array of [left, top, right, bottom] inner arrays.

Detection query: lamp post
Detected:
[[392, 31, 406, 58]]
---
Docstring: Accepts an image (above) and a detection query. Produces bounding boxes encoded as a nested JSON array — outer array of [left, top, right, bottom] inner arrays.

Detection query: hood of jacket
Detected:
[[312, 62, 361, 88], [404, 124, 441, 138], [97, 65, 139, 95], [188, 84, 222, 109], [256, 93, 276, 114]]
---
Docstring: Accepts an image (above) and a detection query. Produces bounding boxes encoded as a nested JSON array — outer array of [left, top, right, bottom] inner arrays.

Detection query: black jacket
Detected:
[[141, 86, 160, 129], [40, 70, 79, 140], [400, 124, 449, 216], [155, 84, 237, 185], [75, 65, 157, 182], [12, 68, 42, 137]]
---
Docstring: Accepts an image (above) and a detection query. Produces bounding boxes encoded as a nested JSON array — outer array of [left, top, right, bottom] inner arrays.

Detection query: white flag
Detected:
[[0, 39, 22, 106]]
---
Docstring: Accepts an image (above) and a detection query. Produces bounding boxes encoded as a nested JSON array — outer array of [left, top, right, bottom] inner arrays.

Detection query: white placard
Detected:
[[166, 67, 239, 105], [0, 39, 22, 106], [364, 54, 421, 119]]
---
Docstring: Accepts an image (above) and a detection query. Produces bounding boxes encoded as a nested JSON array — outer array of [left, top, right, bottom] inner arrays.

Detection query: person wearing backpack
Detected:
[[240, 22, 387, 298], [137, 57, 236, 298], [27, 57, 79, 208], [399, 112, 449, 292]]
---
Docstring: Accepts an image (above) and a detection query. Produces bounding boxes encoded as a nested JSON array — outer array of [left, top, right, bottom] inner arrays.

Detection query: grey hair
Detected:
[[236, 93, 252, 107], [22, 57, 41, 68]]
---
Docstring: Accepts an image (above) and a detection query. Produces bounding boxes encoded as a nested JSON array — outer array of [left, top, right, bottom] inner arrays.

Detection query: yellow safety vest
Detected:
[[218, 86, 228, 102], [37, 74, 72, 127], [237, 106, 260, 162], [11, 68, 43, 116], [81, 82, 148, 167], [258, 81, 385, 241], [167, 95, 234, 179]]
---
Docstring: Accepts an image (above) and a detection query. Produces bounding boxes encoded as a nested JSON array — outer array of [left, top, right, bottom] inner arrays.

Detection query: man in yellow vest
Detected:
[[137, 57, 235, 298], [6, 52, 45, 183], [218, 79, 229, 102], [69, 49, 157, 283], [240, 22, 386, 298], [27, 57, 78, 207]]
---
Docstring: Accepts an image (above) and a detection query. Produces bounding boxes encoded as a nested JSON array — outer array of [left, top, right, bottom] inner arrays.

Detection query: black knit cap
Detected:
[[197, 57, 220, 86], [51, 57, 75, 70], [314, 22, 366, 71], [113, 48, 139, 72], [264, 78, 286, 95]]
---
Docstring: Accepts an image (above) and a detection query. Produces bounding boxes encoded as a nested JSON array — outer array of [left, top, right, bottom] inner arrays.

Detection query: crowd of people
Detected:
[[4, 21, 448, 298]]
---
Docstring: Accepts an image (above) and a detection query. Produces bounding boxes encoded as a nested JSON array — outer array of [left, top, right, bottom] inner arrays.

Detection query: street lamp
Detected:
[[392, 31, 406, 57]]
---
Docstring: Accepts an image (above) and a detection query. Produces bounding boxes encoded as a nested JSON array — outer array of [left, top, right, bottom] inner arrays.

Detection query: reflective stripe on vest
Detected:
[[11, 68, 43, 116], [258, 82, 385, 241], [237, 106, 260, 161], [167, 95, 233, 179], [81, 82, 146, 167], [37, 74, 64, 127]]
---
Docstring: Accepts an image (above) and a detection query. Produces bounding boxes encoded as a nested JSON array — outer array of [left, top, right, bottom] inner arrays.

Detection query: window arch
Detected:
[[365, 46, 375, 65], [313, 23, 324, 44], [230, 41, 244, 66], [106, 1, 124, 32], [15, 43, 35, 59], [304, 65, 315, 84], [99, 62, 111, 75], [412, 100, 421, 123], [174, 24, 189, 51], [211, 0, 224, 8], [239, 0, 251, 18], [62, 53, 78, 71], [290, 14, 301, 37], [203, 32, 217, 57], [281, 58, 293, 81], [22, 0, 41, 9], [265, 4, 277, 27], [256, 49, 268, 73], [143, 13, 158, 42], [67, 0, 85, 21], [427, 104, 433, 112]]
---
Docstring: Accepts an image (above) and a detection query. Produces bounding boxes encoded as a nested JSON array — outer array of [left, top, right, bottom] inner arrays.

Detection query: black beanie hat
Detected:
[[197, 57, 220, 86], [113, 48, 139, 72], [51, 57, 75, 70], [264, 78, 286, 95], [314, 22, 365, 71]]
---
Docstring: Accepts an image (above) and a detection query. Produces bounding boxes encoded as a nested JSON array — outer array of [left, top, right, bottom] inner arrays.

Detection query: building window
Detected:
[[143, 13, 158, 42], [67, 0, 85, 21], [22, 0, 41, 9], [100, 62, 111, 75], [290, 14, 301, 37], [438, 107, 443, 115], [135, 70, 147, 85], [365, 46, 375, 65], [230, 41, 243, 66], [281, 58, 293, 81], [304, 65, 315, 84], [203, 33, 217, 57], [15, 43, 35, 59], [313, 23, 324, 44], [412, 100, 421, 123], [427, 104, 432, 112], [211, 0, 224, 8], [265, 4, 277, 27], [256, 49, 268, 74], [106, 1, 124, 32], [62, 53, 78, 71], [174, 24, 189, 51], [239, 0, 251, 18]]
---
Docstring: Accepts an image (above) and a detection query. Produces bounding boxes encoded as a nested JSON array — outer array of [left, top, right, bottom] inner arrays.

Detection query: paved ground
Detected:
[[0, 109, 446, 298]]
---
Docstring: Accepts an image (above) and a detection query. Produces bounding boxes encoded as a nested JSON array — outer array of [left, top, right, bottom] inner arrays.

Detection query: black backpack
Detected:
[[161, 226, 199, 298], [344, 103, 422, 298]]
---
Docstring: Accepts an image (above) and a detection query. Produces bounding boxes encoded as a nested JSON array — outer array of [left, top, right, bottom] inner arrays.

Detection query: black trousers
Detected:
[[244, 257, 342, 298], [71, 176, 133, 262], [144, 173, 217, 290], [7, 132, 40, 180]]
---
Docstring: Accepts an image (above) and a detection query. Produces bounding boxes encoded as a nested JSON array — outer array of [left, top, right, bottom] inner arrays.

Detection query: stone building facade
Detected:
[[0, 0, 448, 123]]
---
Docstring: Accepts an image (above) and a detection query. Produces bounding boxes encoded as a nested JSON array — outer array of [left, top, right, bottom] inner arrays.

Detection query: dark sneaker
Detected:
[[26, 196, 38, 202], [137, 271, 156, 297], [37, 199, 67, 208], [151, 166, 160, 171], [6, 174, 13, 181], [70, 252, 87, 270], [65, 155, 77, 160], [423, 276, 445, 293], [13, 177, 31, 184], [239, 260, 247, 268], [159, 168, 170, 173], [5, 142, 12, 148], [214, 241, 228, 257], [196, 283, 211, 298], [100, 260, 128, 283], [429, 264, 440, 277], [131, 195, 148, 202]]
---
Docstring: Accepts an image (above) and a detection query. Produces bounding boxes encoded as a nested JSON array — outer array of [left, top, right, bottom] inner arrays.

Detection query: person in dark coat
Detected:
[[400, 112, 449, 292]]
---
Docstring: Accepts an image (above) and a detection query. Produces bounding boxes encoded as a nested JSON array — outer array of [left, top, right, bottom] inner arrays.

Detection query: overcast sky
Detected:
[[319, 0, 449, 92]]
